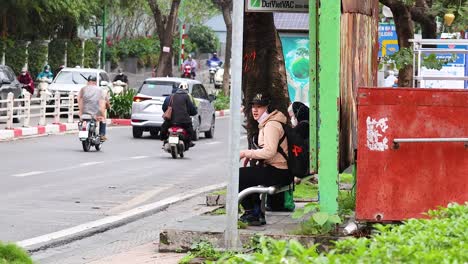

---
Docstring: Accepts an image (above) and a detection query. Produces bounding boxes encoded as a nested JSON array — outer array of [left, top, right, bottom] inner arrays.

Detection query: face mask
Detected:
[[119, 73, 123, 75], [45, 70, 49, 73], [21, 72, 26, 76]]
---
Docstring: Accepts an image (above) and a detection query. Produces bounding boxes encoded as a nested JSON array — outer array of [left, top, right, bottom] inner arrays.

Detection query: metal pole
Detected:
[[224, 0, 244, 250], [309, 0, 318, 173], [1, 41, 5, 65]]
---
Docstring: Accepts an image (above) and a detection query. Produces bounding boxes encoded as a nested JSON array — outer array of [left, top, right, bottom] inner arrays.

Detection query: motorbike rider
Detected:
[[206, 52, 222, 67], [17, 67, 35, 95], [161, 82, 197, 147], [36, 65, 54, 97], [182, 54, 197, 78], [113, 69, 128, 84], [77, 75, 108, 141]]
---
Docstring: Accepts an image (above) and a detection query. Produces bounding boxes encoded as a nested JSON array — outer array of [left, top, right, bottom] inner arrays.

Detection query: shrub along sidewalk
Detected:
[[0, 242, 33, 264]]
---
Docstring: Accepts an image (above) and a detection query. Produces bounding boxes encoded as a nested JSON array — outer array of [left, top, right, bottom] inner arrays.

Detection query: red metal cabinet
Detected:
[[356, 87, 468, 221]]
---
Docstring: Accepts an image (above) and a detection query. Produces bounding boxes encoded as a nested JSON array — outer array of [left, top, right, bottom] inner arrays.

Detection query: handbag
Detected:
[[162, 96, 174, 121]]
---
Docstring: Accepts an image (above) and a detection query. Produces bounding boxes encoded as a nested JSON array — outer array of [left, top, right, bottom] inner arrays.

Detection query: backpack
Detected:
[[276, 121, 310, 178]]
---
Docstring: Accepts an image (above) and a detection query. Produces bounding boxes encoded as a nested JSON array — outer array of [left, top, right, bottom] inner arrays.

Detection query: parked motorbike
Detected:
[[37, 76, 52, 98], [112, 80, 127, 94], [78, 115, 103, 152], [208, 61, 222, 84], [163, 126, 190, 159]]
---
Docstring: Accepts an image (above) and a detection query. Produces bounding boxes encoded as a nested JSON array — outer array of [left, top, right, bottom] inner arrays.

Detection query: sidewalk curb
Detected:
[[1, 111, 230, 142], [17, 183, 227, 253]]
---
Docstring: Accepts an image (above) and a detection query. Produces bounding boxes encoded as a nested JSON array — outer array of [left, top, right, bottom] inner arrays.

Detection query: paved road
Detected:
[[0, 117, 242, 243]]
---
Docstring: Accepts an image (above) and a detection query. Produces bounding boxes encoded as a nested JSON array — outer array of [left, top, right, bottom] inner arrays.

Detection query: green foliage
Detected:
[[188, 25, 220, 54], [431, 0, 468, 32], [28, 41, 49, 79], [106, 37, 160, 69], [0, 242, 33, 264], [84, 40, 99, 69], [292, 205, 342, 235], [213, 93, 229, 110], [179, 241, 234, 264], [338, 190, 356, 217], [108, 89, 137, 119], [381, 47, 457, 71], [339, 173, 353, 184], [214, 236, 320, 264], [219, 203, 468, 264], [2, 39, 27, 76], [48, 39, 67, 73], [67, 40, 84, 68]]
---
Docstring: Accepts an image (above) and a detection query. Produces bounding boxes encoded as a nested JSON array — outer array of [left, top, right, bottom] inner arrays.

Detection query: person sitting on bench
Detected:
[[239, 93, 293, 226]]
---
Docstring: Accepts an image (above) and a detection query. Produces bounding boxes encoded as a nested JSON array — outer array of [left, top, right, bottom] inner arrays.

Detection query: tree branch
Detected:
[[147, 0, 164, 39]]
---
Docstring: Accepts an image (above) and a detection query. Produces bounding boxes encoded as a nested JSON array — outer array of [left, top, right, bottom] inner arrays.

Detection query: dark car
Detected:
[[0, 65, 22, 122]]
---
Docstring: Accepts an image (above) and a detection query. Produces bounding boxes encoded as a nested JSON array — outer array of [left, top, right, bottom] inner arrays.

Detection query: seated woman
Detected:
[[239, 93, 293, 226]]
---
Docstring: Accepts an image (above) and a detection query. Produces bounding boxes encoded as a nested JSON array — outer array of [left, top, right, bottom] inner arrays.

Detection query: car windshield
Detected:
[[139, 81, 180, 97], [54, 71, 96, 85]]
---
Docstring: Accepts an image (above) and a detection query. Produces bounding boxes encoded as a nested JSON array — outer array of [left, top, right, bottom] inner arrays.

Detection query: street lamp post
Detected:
[[101, 5, 107, 70]]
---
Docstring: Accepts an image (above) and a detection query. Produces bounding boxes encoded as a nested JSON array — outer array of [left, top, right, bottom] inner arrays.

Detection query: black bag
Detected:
[[276, 121, 310, 178]]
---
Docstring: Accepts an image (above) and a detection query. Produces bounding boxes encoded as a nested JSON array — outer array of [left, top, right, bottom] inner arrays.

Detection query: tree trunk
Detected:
[[381, 0, 414, 87], [242, 12, 289, 138], [221, 4, 232, 96], [148, 0, 181, 77], [411, 0, 437, 42]]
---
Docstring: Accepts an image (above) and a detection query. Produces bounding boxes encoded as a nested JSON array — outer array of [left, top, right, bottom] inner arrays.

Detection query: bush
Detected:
[[188, 25, 219, 54], [28, 40, 49, 79], [106, 36, 160, 69], [84, 39, 99, 68], [108, 89, 137, 119], [3, 39, 27, 76], [214, 93, 229, 110], [67, 39, 83, 68], [48, 39, 67, 73], [0, 242, 33, 264], [217, 203, 468, 264]]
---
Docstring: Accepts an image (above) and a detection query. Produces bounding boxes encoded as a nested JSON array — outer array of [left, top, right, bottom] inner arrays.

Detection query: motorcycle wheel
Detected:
[[82, 140, 91, 152], [95, 143, 102, 151], [170, 145, 177, 159]]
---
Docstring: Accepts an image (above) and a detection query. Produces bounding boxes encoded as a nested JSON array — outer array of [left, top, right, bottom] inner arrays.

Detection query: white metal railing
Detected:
[[410, 38, 468, 88], [0, 92, 78, 129]]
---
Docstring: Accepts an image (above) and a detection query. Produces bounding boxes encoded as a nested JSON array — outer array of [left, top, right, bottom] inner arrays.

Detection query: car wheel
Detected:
[[193, 126, 200, 141], [204, 116, 215, 138], [133, 127, 143, 138], [150, 129, 159, 138]]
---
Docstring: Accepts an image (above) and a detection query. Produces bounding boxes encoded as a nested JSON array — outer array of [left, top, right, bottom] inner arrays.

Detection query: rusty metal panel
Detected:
[[341, 0, 374, 15], [339, 10, 378, 172], [356, 87, 468, 222]]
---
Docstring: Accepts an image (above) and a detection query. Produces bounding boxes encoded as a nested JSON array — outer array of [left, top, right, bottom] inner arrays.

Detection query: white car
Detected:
[[48, 67, 114, 96]]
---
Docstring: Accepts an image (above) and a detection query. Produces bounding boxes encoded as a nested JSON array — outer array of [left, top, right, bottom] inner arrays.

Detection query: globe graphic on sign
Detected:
[[291, 57, 309, 79]]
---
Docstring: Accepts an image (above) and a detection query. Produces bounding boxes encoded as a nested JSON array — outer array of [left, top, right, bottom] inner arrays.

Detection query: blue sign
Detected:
[[435, 44, 467, 65], [378, 23, 399, 57]]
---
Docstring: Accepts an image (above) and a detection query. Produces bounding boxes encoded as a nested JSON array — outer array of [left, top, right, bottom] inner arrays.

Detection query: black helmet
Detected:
[[87, 75, 97, 82], [250, 93, 270, 106]]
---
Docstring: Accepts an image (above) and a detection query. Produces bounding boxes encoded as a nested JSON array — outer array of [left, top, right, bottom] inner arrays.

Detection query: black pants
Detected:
[[160, 121, 194, 141], [239, 165, 293, 211]]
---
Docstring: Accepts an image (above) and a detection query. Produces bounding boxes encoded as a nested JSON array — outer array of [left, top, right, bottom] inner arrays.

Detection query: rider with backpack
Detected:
[[239, 93, 294, 226]]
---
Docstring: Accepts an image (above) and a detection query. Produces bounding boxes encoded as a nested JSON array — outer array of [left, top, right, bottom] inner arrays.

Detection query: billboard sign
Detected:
[[378, 23, 399, 57], [245, 0, 309, 12]]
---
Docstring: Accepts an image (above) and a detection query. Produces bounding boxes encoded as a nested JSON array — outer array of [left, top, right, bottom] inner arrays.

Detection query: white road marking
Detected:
[[107, 186, 171, 214], [206, 141, 221, 145], [129, 156, 149, 160], [16, 182, 228, 249], [79, 161, 105, 167], [12, 171, 45, 177]]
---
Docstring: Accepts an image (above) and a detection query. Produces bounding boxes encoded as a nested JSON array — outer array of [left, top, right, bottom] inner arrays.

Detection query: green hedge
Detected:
[[84, 39, 99, 68], [48, 39, 67, 73], [215, 203, 468, 263], [3, 39, 27, 76], [28, 41, 48, 79], [106, 36, 160, 70]]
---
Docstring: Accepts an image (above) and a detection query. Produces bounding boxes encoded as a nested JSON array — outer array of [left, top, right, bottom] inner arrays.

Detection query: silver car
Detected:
[[131, 77, 216, 140]]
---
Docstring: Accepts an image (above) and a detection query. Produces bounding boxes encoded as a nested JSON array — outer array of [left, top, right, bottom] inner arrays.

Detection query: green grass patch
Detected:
[[293, 183, 318, 200], [0, 242, 33, 264], [210, 207, 226, 215], [211, 189, 227, 196], [339, 173, 354, 184]]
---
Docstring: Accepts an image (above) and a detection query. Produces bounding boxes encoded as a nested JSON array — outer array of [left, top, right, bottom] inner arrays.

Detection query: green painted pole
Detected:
[[318, 0, 340, 214], [101, 4, 107, 70], [309, 0, 318, 174]]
